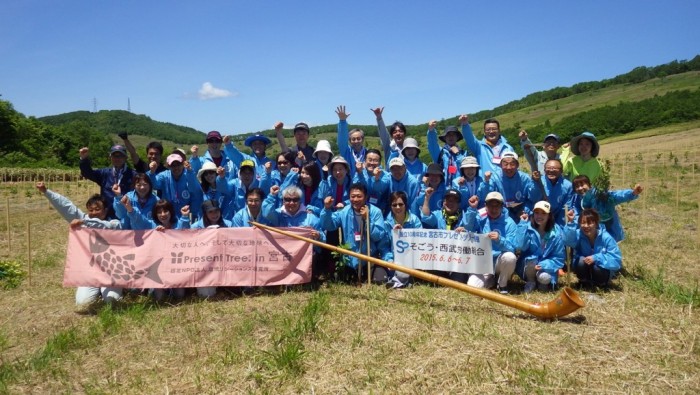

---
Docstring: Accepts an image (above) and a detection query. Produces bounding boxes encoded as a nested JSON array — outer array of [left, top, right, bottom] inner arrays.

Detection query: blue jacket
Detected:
[[427, 128, 466, 186], [320, 204, 386, 269], [231, 207, 271, 228], [113, 190, 158, 230], [337, 119, 366, 178], [563, 223, 622, 273], [389, 172, 420, 210], [490, 170, 543, 222], [544, 176, 575, 226], [323, 174, 352, 208], [464, 207, 517, 261], [223, 142, 273, 181], [189, 150, 236, 178], [382, 211, 423, 262], [582, 188, 638, 242], [451, 175, 491, 210], [514, 221, 565, 284], [150, 169, 201, 220], [412, 182, 446, 216], [353, 168, 391, 214], [259, 170, 301, 210], [462, 123, 514, 177], [190, 177, 232, 222], [404, 158, 428, 180]]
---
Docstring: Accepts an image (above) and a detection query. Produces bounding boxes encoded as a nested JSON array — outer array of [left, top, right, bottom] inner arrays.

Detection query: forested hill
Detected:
[[39, 110, 205, 145]]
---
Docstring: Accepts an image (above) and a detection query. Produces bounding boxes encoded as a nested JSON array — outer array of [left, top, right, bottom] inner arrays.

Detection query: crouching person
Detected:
[[564, 208, 622, 287], [262, 185, 325, 279], [36, 182, 123, 306], [320, 183, 389, 283], [464, 192, 518, 294], [515, 201, 565, 293]]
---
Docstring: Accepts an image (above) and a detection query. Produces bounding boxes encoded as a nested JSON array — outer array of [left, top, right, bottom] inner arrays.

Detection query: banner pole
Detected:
[[26, 221, 31, 286]]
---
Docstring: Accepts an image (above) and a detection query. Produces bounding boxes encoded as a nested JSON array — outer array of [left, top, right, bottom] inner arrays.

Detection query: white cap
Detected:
[[533, 201, 551, 214], [485, 191, 504, 203], [501, 152, 519, 161], [389, 157, 405, 168]]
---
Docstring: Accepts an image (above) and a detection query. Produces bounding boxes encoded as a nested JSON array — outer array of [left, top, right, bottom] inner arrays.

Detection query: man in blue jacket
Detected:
[[460, 115, 515, 177]]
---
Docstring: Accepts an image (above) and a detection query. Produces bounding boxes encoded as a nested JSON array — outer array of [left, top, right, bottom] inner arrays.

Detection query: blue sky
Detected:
[[1, 0, 698, 136]]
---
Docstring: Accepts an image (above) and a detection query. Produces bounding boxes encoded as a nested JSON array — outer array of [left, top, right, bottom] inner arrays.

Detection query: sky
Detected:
[[1, 0, 699, 136]]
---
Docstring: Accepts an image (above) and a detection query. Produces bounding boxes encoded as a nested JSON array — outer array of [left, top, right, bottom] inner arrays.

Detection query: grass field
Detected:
[[0, 125, 698, 393]]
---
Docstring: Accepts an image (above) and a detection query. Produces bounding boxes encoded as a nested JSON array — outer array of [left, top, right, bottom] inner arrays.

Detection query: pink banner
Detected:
[[64, 227, 313, 288]]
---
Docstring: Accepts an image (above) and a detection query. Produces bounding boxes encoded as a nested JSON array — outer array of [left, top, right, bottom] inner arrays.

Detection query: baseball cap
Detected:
[[444, 189, 461, 201], [240, 159, 255, 169], [533, 201, 551, 214], [389, 157, 405, 168], [110, 145, 127, 156], [206, 131, 223, 142], [501, 152, 519, 162], [166, 153, 183, 165], [543, 134, 560, 143], [485, 191, 504, 203], [293, 122, 310, 133]]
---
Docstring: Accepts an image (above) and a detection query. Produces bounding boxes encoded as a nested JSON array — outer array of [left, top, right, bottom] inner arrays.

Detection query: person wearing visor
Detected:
[[464, 192, 518, 294], [79, 144, 138, 218], [519, 130, 562, 175]]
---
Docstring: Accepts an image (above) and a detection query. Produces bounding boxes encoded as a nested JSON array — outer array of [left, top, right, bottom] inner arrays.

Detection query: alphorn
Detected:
[[250, 221, 585, 319]]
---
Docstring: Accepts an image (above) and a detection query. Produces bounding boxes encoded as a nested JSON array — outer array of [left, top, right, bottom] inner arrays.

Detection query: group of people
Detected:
[[44, 105, 643, 305]]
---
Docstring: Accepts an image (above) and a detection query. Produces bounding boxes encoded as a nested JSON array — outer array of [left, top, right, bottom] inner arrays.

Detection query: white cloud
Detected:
[[197, 82, 236, 100]]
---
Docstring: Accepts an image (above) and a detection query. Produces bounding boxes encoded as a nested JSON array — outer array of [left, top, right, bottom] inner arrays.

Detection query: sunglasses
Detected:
[[391, 202, 405, 208], [283, 197, 300, 203]]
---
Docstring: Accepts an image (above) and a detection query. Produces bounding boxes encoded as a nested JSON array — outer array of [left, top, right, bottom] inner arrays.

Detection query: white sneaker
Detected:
[[524, 282, 537, 293]]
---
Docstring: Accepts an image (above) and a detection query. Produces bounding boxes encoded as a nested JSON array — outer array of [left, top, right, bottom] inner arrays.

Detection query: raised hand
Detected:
[[323, 196, 334, 210], [190, 145, 199, 157], [633, 184, 644, 195], [484, 171, 492, 183], [216, 166, 225, 177], [35, 182, 47, 193], [181, 205, 191, 217], [79, 147, 89, 160], [274, 121, 284, 130], [264, 161, 272, 174], [370, 107, 384, 118], [149, 161, 158, 173], [373, 166, 383, 181], [112, 184, 122, 196], [335, 105, 350, 121], [223, 135, 231, 145], [566, 209, 575, 223], [519, 129, 528, 141], [121, 195, 133, 212], [425, 187, 435, 198], [428, 120, 437, 131], [458, 114, 469, 125], [468, 195, 479, 209], [270, 185, 280, 196]]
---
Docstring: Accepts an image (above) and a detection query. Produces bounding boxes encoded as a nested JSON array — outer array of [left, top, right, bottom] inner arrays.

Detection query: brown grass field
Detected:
[[0, 125, 698, 394]]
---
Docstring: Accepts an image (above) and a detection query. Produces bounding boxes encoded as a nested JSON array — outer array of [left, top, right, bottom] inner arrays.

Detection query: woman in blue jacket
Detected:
[[113, 173, 158, 230], [564, 208, 622, 287], [515, 201, 565, 293], [383, 191, 422, 288]]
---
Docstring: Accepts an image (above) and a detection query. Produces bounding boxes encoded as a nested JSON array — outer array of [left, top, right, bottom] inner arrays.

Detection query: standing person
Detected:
[[187, 162, 232, 220], [460, 115, 515, 177], [563, 131, 602, 183], [401, 138, 427, 179], [223, 133, 274, 179], [427, 121, 466, 187], [542, 159, 574, 225], [452, 156, 491, 210], [413, 163, 447, 215], [149, 154, 200, 221], [218, 159, 267, 221], [118, 132, 167, 174], [519, 130, 561, 175], [190, 131, 235, 177], [35, 182, 123, 306], [387, 157, 420, 211], [311, 140, 333, 179], [564, 208, 622, 287], [372, 106, 406, 166], [463, 192, 518, 294], [515, 201, 566, 293], [336, 105, 367, 177], [112, 173, 158, 230], [320, 183, 389, 283], [231, 188, 270, 227], [298, 161, 327, 216], [352, 149, 390, 214], [490, 152, 543, 222], [324, 156, 353, 210], [383, 191, 423, 288], [275, 121, 315, 166], [79, 144, 138, 217]]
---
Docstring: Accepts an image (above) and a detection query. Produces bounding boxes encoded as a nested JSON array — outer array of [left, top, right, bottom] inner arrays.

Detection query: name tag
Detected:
[[354, 233, 362, 242]]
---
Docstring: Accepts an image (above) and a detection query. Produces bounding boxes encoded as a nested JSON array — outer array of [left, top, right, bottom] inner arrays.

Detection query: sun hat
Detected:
[[244, 133, 272, 147], [438, 126, 463, 143], [460, 156, 480, 169], [312, 140, 333, 158], [426, 163, 443, 175], [197, 161, 218, 181], [570, 131, 600, 157], [401, 138, 421, 156], [328, 155, 350, 173], [533, 201, 551, 214]]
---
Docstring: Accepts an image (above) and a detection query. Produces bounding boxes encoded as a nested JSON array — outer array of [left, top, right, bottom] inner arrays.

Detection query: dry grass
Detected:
[[0, 127, 699, 394]]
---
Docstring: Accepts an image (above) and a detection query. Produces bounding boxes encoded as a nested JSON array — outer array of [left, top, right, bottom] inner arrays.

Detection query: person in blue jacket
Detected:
[[401, 138, 428, 179], [460, 115, 515, 177], [218, 159, 269, 221], [490, 152, 543, 222], [413, 163, 447, 215], [564, 208, 622, 287], [427, 122, 466, 187], [463, 192, 518, 294], [112, 173, 158, 230], [149, 154, 201, 221], [189, 131, 236, 177], [515, 201, 566, 292], [320, 183, 389, 283], [452, 156, 492, 210], [383, 191, 423, 288], [231, 188, 270, 228], [336, 105, 367, 177], [324, 155, 353, 210], [297, 161, 327, 217], [542, 159, 574, 226], [223, 133, 274, 180], [79, 144, 138, 218], [387, 157, 420, 212], [259, 151, 299, 210], [352, 149, 390, 214]]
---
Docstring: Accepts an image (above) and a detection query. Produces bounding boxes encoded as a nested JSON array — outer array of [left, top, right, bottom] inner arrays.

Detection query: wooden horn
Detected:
[[250, 221, 585, 319]]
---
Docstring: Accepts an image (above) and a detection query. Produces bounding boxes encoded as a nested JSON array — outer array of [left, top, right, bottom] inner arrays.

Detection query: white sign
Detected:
[[392, 229, 494, 274]]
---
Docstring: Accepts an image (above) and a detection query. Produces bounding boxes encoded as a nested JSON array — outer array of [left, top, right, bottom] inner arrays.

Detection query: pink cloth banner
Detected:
[[64, 227, 313, 288]]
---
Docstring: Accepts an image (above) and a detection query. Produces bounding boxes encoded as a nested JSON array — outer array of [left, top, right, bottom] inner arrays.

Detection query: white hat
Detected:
[[533, 201, 551, 214], [313, 140, 333, 158], [197, 161, 218, 181], [485, 191, 504, 203], [501, 152, 519, 162], [389, 157, 405, 168], [401, 138, 420, 155], [460, 156, 480, 169]]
